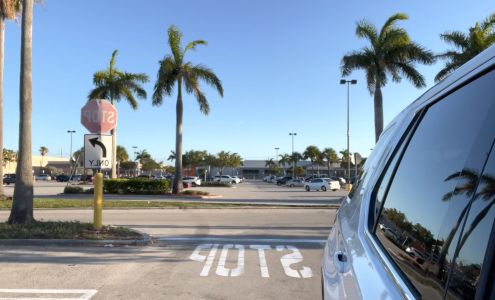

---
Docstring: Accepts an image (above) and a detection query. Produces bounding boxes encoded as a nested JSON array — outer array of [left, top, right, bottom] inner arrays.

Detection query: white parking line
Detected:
[[158, 237, 326, 244], [0, 289, 97, 300]]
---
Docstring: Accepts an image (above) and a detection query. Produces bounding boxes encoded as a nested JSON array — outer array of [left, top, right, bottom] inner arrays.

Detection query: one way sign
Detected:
[[84, 134, 112, 169]]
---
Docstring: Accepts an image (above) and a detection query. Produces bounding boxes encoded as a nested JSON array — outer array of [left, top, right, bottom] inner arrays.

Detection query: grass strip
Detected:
[[0, 221, 141, 240], [0, 198, 244, 209]]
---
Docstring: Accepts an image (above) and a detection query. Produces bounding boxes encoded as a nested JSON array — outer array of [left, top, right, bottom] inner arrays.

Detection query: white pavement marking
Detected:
[[276, 245, 313, 279], [0, 289, 97, 300], [158, 237, 326, 244], [215, 244, 245, 277], [190, 244, 314, 279], [250, 245, 271, 278], [201, 244, 219, 277]]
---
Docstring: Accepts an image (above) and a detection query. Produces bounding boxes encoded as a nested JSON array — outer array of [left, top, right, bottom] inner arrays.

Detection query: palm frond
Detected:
[[480, 13, 495, 32], [379, 13, 408, 41], [356, 19, 378, 46], [168, 25, 183, 63], [184, 40, 207, 55], [88, 86, 109, 100], [92, 71, 109, 87], [440, 31, 469, 49], [341, 49, 374, 76], [435, 61, 461, 82], [121, 88, 138, 110], [191, 64, 224, 97], [109, 49, 118, 71], [152, 56, 179, 106], [194, 88, 210, 115], [392, 61, 426, 88]]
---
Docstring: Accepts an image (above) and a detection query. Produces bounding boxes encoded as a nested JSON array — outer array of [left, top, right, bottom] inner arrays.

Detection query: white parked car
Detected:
[[214, 175, 236, 184], [35, 174, 51, 181], [321, 178, 341, 190], [285, 179, 305, 187], [304, 178, 339, 191], [182, 176, 201, 186], [232, 176, 242, 184]]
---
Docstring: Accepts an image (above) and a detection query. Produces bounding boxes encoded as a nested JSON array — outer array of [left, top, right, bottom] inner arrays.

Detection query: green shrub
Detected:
[[64, 186, 84, 194], [201, 182, 232, 187], [104, 178, 171, 194], [183, 190, 209, 196]]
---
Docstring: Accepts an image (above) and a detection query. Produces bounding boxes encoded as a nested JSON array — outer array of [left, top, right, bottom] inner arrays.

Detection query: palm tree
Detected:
[[303, 145, 321, 176], [152, 25, 224, 194], [88, 49, 149, 179], [116, 145, 129, 178], [0, 0, 20, 197], [341, 13, 434, 142], [436, 13, 495, 82], [38, 146, 48, 171], [278, 153, 291, 175], [9, 0, 34, 224], [322, 147, 338, 177], [291, 152, 303, 176]]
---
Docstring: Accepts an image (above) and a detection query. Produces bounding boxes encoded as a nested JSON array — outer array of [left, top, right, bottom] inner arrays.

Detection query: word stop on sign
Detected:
[[190, 244, 313, 279]]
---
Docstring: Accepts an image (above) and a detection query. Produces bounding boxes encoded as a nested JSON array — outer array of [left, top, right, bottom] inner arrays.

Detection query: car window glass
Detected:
[[445, 144, 495, 299], [374, 70, 495, 299]]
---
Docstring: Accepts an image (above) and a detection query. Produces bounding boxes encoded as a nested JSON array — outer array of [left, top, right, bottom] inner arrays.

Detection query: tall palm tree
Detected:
[[9, 0, 33, 224], [278, 153, 291, 175], [341, 13, 434, 142], [152, 25, 224, 194], [38, 146, 47, 171], [303, 145, 321, 176], [436, 13, 495, 82], [0, 0, 21, 198], [322, 147, 338, 177], [116, 145, 128, 178], [88, 49, 149, 179]]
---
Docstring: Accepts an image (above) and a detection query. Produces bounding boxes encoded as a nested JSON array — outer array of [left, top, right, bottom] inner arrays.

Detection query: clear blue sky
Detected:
[[2, 0, 494, 164]]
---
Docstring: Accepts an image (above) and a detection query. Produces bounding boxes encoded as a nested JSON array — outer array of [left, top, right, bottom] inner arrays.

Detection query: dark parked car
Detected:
[[276, 176, 292, 185], [322, 45, 495, 299], [56, 174, 70, 182], [3, 173, 15, 185]]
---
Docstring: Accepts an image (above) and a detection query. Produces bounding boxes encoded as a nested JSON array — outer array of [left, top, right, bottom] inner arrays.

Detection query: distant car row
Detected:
[[263, 175, 345, 191]]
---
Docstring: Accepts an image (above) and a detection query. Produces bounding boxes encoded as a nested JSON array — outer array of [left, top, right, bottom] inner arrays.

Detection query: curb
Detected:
[[0, 231, 153, 247]]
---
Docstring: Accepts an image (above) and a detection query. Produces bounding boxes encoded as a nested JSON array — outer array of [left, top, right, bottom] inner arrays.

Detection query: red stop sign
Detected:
[[81, 99, 118, 133]]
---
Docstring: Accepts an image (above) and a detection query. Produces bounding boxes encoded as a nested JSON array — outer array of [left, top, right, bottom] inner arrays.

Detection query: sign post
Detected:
[[81, 99, 118, 230]]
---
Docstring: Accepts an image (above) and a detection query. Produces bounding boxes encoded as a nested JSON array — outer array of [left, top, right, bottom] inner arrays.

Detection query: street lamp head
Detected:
[[340, 79, 346, 85], [350, 79, 357, 84]]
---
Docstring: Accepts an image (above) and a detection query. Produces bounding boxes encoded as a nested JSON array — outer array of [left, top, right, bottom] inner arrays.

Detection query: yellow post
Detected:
[[93, 172, 103, 230]]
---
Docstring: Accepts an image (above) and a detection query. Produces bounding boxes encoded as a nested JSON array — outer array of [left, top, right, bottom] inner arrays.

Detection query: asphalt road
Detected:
[[4, 180, 347, 206], [0, 208, 335, 300]]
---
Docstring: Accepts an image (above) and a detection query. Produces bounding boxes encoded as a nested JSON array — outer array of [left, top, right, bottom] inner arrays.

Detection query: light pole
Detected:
[[340, 79, 357, 189], [67, 130, 75, 179], [289, 133, 297, 178]]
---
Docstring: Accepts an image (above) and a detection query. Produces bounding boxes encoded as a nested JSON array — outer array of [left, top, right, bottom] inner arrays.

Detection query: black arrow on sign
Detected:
[[89, 137, 107, 158]]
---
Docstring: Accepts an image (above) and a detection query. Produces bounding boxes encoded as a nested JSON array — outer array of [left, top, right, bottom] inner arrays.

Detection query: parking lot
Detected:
[[0, 180, 344, 299]]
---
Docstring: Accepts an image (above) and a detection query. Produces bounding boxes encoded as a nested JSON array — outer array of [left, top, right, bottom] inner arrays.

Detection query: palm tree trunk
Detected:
[[374, 83, 384, 143], [327, 161, 330, 177], [9, 0, 34, 224], [173, 78, 183, 194], [0, 17, 4, 197]]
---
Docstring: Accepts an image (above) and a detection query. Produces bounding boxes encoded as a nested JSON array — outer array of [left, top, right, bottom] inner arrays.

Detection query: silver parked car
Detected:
[[322, 45, 495, 299]]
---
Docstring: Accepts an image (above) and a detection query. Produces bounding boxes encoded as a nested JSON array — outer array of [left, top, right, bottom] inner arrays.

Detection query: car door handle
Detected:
[[335, 251, 347, 263], [333, 251, 349, 273]]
